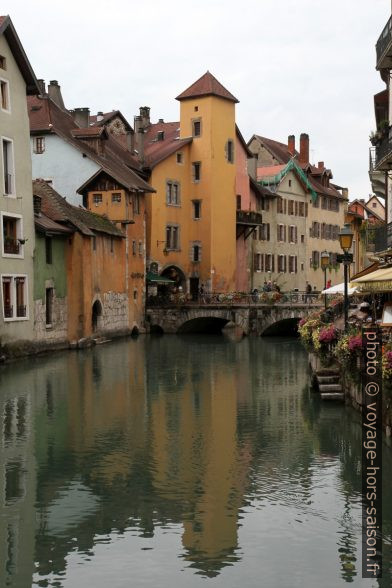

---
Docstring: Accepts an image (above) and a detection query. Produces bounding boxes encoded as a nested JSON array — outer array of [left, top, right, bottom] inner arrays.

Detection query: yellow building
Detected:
[[142, 72, 238, 297]]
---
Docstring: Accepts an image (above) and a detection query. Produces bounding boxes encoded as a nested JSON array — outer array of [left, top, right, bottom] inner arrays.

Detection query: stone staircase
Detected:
[[314, 369, 344, 402]]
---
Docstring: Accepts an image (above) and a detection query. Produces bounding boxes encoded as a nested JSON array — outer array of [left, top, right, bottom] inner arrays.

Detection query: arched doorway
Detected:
[[160, 265, 186, 292], [92, 300, 103, 332]]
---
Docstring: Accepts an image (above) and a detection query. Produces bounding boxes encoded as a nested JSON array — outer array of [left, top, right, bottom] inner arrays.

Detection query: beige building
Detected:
[[0, 16, 39, 346], [248, 133, 347, 292]]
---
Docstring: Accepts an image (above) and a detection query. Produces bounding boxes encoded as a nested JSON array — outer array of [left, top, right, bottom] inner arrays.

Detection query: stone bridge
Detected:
[[146, 303, 322, 336]]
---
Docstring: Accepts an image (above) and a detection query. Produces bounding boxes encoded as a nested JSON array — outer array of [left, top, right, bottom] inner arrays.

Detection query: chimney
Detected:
[[139, 106, 151, 129], [158, 118, 164, 123], [288, 135, 295, 156], [96, 111, 104, 122], [126, 130, 134, 152], [299, 133, 309, 166], [342, 188, 349, 200], [318, 161, 324, 170], [72, 107, 90, 128], [48, 80, 65, 110], [134, 116, 145, 162], [33, 194, 42, 216], [37, 79, 46, 95]]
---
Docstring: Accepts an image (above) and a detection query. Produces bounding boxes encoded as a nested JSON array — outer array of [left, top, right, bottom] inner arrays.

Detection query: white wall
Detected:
[[30, 135, 99, 206]]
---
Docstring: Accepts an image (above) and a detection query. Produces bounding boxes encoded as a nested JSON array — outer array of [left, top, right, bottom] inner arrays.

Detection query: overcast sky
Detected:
[[2, 0, 390, 199]]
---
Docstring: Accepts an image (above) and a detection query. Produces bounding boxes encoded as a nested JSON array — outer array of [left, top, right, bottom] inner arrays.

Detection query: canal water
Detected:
[[0, 335, 391, 588]]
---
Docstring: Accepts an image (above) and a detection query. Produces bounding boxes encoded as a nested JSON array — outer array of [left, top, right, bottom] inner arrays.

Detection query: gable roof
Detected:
[[176, 71, 239, 103], [90, 110, 133, 132], [28, 95, 154, 193], [250, 134, 297, 164], [349, 199, 384, 221], [0, 15, 40, 95], [33, 180, 124, 238], [143, 121, 192, 168]]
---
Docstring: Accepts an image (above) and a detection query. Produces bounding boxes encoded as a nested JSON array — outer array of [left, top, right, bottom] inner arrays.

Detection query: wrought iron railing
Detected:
[[236, 210, 263, 225], [4, 305, 13, 318], [376, 16, 392, 66], [366, 222, 392, 253], [147, 291, 322, 307], [375, 132, 392, 168], [4, 238, 20, 254], [16, 305, 26, 318]]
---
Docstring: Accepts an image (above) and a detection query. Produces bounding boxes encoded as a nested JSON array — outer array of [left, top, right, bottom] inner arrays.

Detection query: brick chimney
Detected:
[[299, 133, 309, 166], [96, 111, 104, 122], [139, 106, 151, 129], [288, 135, 295, 156], [318, 161, 324, 170], [72, 107, 90, 128], [48, 80, 65, 110], [134, 115, 145, 162]]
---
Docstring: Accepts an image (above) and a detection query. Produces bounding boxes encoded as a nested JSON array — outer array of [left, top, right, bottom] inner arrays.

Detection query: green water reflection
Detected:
[[0, 336, 391, 587]]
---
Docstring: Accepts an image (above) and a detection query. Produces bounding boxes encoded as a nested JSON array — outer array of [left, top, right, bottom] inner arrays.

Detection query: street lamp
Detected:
[[339, 224, 354, 332], [321, 250, 330, 310]]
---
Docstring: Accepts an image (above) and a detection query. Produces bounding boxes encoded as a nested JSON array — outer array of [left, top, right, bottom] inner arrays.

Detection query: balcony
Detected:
[[365, 222, 392, 253], [236, 210, 263, 240], [3, 238, 20, 255], [369, 147, 386, 200], [376, 15, 392, 71], [374, 129, 392, 171]]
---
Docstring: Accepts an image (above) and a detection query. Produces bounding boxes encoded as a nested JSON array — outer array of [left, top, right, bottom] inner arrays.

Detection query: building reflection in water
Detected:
[[0, 336, 391, 586]]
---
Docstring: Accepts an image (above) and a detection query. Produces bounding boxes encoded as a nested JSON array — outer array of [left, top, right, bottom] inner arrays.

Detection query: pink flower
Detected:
[[348, 334, 362, 351], [319, 325, 337, 344]]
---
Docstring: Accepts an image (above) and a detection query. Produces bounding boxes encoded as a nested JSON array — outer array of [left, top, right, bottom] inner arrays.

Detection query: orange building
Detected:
[[140, 72, 241, 297], [33, 180, 128, 342]]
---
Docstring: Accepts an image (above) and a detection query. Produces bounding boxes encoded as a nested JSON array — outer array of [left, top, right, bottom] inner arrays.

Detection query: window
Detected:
[[45, 287, 53, 326], [254, 253, 263, 272], [288, 200, 294, 215], [33, 137, 45, 154], [2, 213, 22, 256], [93, 193, 102, 205], [288, 225, 297, 243], [236, 195, 242, 210], [277, 224, 285, 242], [45, 237, 52, 264], [321, 196, 328, 209], [138, 240, 143, 255], [176, 152, 183, 164], [301, 234, 304, 243], [278, 255, 286, 273], [166, 225, 179, 250], [192, 244, 201, 262], [313, 196, 320, 208], [258, 223, 270, 241], [166, 181, 180, 205], [192, 119, 201, 137], [288, 256, 297, 273], [132, 240, 136, 255], [193, 200, 201, 219], [311, 251, 320, 268], [288, 179, 292, 187], [192, 162, 201, 182], [372, 202, 377, 208], [194, 106, 198, 112], [133, 289, 138, 300], [277, 197, 283, 213], [2, 275, 28, 320], [298, 202, 305, 217], [265, 254, 274, 272], [133, 193, 140, 214], [259, 197, 270, 211], [112, 192, 121, 203], [1, 79, 10, 111], [2, 138, 14, 195], [0, 56, 6, 70], [226, 140, 234, 163]]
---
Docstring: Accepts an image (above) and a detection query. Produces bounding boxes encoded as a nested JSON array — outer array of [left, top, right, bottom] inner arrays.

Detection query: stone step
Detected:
[[320, 392, 345, 401], [316, 369, 339, 377], [317, 375, 340, 384], [319, 384, 342, 393]]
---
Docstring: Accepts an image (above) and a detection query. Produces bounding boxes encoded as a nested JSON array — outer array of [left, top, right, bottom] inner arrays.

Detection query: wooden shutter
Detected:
[[267, 224, 270, 241], [305, 202, 308, 217], [272, 254, 275, 272], [295, 226, 298, 243], [295, 201, 298, 216], [261, 254, 264, 271], [284, 225, 287, 242], [295, 256, 298, 273], [284, 199, 287, 214], [254, 253, 258, 270]]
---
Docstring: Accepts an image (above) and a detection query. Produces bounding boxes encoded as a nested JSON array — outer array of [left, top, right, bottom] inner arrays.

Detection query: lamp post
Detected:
[[321, 250, 330, 310], [338, 224, 354, 332]]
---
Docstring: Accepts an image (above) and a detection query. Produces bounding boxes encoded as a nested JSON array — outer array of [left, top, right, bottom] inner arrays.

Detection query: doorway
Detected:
[[190, 277, 199, 301]]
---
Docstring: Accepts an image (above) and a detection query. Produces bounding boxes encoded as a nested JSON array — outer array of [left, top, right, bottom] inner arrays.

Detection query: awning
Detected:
[[351, 266, 392, 291], [146, 272, 175, 284], [321, 282, 358, 295]]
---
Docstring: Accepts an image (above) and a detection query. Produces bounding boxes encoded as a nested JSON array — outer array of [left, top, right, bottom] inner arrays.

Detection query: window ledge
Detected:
[[3, 316, 29, 322], [2, 253, 24, 259], [166, 203, 181, 207]]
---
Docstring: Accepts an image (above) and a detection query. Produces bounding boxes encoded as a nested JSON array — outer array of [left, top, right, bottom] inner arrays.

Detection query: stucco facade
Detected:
[[30, 134, 99, 206], [0, 27, 38, 347]]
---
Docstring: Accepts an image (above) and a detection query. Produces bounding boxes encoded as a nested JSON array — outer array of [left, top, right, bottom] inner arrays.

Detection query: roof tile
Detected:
[[176, 71, 239, 103]]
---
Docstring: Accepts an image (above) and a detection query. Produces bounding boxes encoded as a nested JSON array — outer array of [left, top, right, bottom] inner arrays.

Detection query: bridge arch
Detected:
[[177, 316, 229, 334], [260, 317, 300, 336]]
